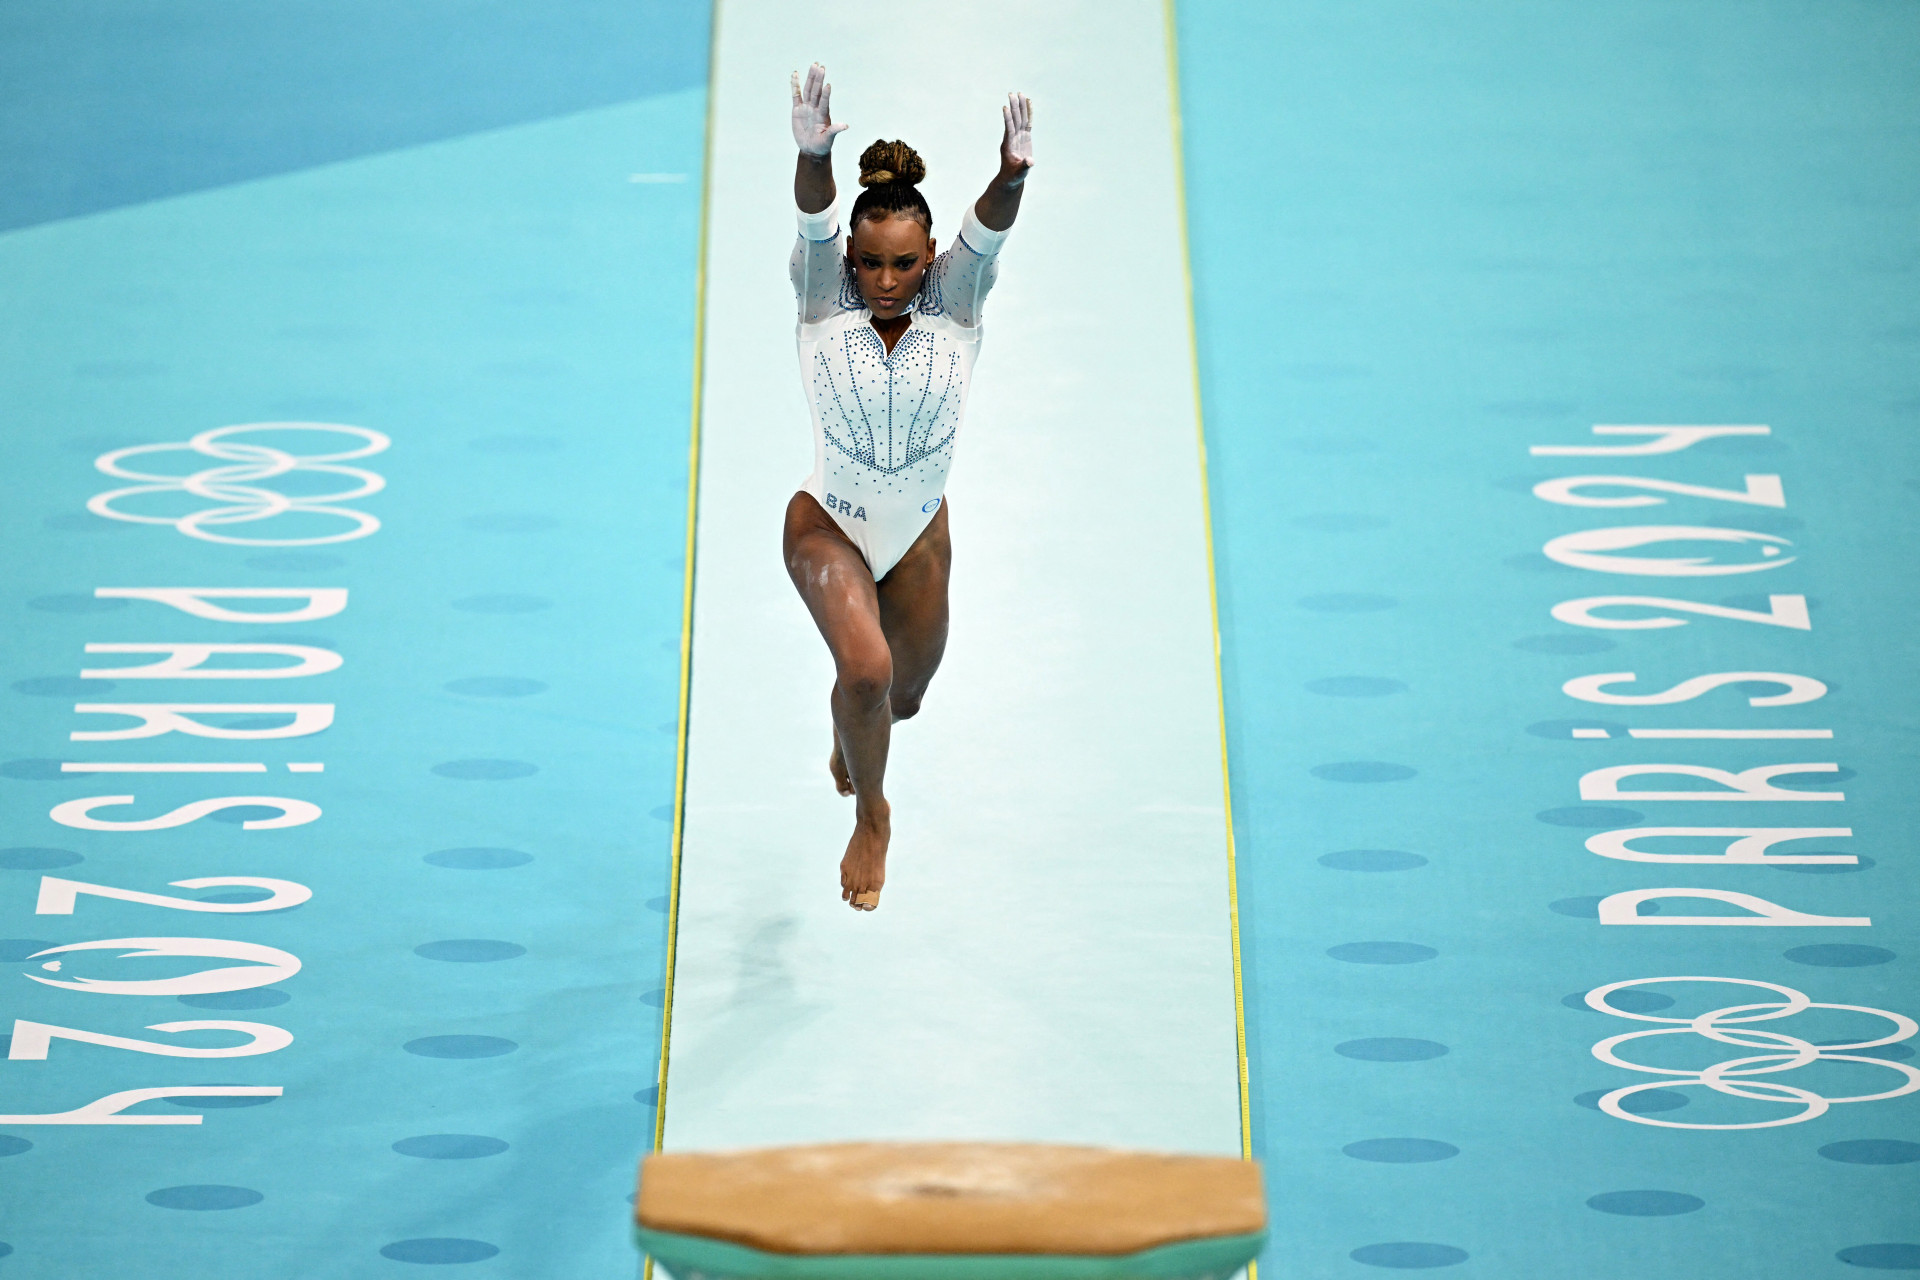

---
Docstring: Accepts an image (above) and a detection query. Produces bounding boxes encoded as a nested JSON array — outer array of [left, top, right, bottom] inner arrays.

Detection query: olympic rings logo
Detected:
[[89, 423, 388, 546], [1587, 976, 1919, 1130]]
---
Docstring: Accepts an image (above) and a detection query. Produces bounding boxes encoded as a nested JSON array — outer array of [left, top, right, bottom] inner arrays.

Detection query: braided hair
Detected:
[[850, 139, 932, 230]]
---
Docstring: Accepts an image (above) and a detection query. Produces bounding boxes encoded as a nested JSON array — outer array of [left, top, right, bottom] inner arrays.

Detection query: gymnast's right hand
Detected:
[[791, 62, 849, 155]]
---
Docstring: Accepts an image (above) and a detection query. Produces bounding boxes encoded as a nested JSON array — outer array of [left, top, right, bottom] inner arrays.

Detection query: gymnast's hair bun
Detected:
[[857, 139, 926, 188]]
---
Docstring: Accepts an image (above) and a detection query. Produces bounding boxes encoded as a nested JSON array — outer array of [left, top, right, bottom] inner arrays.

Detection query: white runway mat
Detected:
[[663, 0, 1241, 1155]]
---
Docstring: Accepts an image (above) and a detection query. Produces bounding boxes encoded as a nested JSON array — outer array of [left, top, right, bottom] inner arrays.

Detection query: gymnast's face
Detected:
[[848, 214, 935, 321]]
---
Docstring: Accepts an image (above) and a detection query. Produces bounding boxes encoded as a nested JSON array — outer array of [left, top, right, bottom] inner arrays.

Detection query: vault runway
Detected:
[[660, 0, 1242, 1158]]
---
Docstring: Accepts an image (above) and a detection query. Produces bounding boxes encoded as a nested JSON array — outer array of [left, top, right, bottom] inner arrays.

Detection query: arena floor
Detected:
[[2, 2, 1916, 1276]]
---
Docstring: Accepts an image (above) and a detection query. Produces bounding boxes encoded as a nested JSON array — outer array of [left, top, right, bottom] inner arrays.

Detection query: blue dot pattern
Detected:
[[145, 1185, 263, 1210], [161, 1087, 276, 1111], [10, 677, 115, 697], [1574, 1089, 1687, 1115], [463, 512, 558, 533], [1512, 633, 1616, 654], [1819, 1039, 1915, 1062], [451, 593, 551, 613], [1536, 805, 1643, 828], [1563, 989, 1673, 1014], [1297, 592, 1397, 613], [379, 1239, 501, 1264], [1327, 942, 1437, 965], [1836, 1244, 1920, 1269], [1337, 1038, 1449, 1062], [1313, 761, 1417, 783], [246, 552, 345, 571], [469, 434, 560, 453], [1, 759, 77, 781], [206, 804, 286, 825], [431, 759, 538, 780], [179, 988, 291, 1010], [28, 593, 127, 613], [1349, 1242, 1469, 1268], [1343, 1139, 1458, 1163], [1306, 676, 1406, 697], [404, 1036, 518, 1059], [1319, 849, 1427, 872], [0, 847, 82, 870], [414, 940, 526, 963], [443, 676, 547, 697], [392, 1135, 509, 1159], [1774, 854, 1874, 875], [44, 511, 117, 531], [1526, 718, 1628, 739], [425, 847, 533, 870], [1587, 1190, 1704, 1216], [1291, 512, 1388, 531], [1819, 1140, 1920, 1165], [1784, 944, 1895, 967]]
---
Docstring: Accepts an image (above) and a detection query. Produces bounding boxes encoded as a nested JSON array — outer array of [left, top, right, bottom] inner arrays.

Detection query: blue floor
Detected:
[[0, 0, 708, 231], [0, 7, 706, 1275], [7, 2, 1920, 1277], [1178, 1, 1920, 1275]]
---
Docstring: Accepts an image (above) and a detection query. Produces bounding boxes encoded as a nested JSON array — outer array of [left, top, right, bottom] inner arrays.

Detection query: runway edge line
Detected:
[[647, 7, 722, 1276], [1161, 0, 1256, 1206]]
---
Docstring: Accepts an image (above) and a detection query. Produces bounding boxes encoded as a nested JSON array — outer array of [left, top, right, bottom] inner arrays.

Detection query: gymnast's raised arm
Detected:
[[790, 62, 852, 323], [926, 93, 1032, 328], [791, 62, 845, 214], [972, 92, 1033, 232]]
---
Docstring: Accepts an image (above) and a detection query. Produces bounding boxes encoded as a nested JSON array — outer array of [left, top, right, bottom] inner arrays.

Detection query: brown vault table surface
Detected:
[[635, 1143, 1266, 1256]]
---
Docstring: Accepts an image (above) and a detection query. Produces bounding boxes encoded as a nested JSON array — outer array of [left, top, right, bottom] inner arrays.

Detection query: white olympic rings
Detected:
[[89, 423, 389, 546], [1587, 975, 1920, 1130]]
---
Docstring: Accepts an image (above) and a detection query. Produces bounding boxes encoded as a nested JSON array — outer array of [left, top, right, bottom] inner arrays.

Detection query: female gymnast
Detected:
[[785, 63, 1032, 911]]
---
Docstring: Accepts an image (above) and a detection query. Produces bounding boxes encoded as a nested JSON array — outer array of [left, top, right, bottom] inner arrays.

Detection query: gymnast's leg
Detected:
[[827, 500, 951, 789], [784, 492, 894, 909], [876, 499, 951, 723]]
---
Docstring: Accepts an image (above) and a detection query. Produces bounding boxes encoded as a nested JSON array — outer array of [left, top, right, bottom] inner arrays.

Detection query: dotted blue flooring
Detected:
[[1179, 1, 1920, 1275], [0, 10, 705, 1275], [7, 3, 1920, 1277]]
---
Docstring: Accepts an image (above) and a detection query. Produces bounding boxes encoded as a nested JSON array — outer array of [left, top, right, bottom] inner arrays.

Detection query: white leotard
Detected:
[[791, 200, 1009, 579]]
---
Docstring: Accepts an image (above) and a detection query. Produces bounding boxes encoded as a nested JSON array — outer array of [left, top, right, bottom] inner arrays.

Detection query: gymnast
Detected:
[[784, 63, 1032, 911]]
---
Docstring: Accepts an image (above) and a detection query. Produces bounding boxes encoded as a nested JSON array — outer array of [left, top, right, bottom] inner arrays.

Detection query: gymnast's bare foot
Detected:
[[829, 736, 854, 796], [840, 804, 889, 910]]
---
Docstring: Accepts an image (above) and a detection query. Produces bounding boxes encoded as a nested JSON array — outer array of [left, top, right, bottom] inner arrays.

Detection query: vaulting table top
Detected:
[[635, 1142, 1266, 1257]]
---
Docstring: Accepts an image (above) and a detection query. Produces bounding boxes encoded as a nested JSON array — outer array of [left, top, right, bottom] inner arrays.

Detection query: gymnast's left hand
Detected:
[[1000, 92, 1034, 179]]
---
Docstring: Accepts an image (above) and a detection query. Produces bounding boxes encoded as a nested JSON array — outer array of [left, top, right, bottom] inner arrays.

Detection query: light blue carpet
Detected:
[[1178, 1, 1920, 1275], [0, 34, 706, 1275]]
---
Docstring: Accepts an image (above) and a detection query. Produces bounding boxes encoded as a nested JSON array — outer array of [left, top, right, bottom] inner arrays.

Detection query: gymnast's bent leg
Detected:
[[823, 501, 950, 790], [877, 498, 951, 723], [784, 492, 895, 909]]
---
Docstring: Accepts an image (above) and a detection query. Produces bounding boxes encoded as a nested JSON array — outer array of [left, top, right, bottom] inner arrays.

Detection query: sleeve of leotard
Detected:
[[926, 204, 1009, 329], [791, 204, 849, 324]]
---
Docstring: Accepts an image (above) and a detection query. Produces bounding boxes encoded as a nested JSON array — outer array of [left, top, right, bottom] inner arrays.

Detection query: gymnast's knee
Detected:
[[890, 692, 923, 721], [836, 655, 893, 710]]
